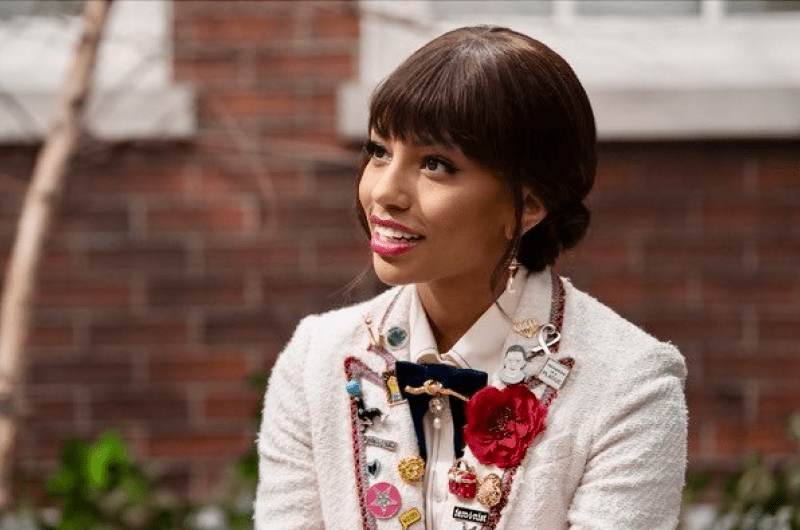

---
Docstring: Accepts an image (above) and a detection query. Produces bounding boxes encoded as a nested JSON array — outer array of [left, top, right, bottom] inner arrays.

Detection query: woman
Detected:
[[255, 26, 686, 530]]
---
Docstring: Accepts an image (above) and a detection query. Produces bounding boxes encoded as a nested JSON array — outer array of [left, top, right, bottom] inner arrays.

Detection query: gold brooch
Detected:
[[513, 318, 539, 339], [398, 455, 425, 483]]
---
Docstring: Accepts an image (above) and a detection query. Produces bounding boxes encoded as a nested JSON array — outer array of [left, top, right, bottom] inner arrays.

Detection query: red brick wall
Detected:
[[4, 0, 799, 502], [560, 141, 800, 472]]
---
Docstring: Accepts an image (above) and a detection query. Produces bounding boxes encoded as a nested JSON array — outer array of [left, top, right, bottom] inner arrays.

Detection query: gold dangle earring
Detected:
[[506, 256, 520, 293]]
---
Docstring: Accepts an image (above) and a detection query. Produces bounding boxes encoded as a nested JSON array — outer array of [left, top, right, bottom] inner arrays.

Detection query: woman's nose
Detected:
[[370, 161, 412, 211]]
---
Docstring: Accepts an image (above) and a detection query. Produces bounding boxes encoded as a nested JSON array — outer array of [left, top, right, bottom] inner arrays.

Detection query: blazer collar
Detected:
[[373, 267, 557, 377]]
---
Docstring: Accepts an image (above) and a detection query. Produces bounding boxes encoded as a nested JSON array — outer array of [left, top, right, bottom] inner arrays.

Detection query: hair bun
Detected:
[[517, 202, 590, 271]]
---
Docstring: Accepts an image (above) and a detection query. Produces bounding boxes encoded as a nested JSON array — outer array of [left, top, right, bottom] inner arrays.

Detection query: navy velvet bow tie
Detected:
[[395, 360, 488, 461]]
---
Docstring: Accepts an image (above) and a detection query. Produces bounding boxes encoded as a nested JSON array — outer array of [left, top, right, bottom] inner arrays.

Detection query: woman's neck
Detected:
[[416, 277, 504, 353]]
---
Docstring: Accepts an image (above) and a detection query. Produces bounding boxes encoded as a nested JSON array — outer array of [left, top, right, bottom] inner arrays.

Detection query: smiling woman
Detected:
[[255, 26, 687, 530]]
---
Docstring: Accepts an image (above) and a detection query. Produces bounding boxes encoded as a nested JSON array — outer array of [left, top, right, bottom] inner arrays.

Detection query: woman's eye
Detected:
[[423, 156, 457, 175], [365, 140, 389, 160]]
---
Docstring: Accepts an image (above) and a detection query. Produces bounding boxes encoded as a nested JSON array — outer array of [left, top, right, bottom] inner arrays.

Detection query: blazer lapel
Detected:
[[346, 286, 429, 529]]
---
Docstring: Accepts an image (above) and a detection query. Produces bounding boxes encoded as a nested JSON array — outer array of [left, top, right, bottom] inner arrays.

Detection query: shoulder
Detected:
[[561, 278, 686, 385]]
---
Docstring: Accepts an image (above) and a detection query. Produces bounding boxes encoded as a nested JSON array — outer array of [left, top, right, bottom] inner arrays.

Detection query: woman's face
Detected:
[[505, 350, 526, 371], [358, 133, 516, 290]]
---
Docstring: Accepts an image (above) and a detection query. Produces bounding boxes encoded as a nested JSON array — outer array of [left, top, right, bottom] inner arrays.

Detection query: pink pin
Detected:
[[366, 482, 401, 519]]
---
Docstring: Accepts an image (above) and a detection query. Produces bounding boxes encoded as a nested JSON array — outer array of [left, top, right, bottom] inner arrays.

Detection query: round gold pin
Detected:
[[398, 456, 425, 483]]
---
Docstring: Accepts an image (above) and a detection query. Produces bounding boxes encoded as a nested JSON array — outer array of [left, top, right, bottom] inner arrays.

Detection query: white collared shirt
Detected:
[[408, 274, 526, 530]]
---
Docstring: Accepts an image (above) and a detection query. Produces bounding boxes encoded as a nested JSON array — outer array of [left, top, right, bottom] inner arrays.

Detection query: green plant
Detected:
[[703, 414, 800, 530], [42, 431, 193, 530], [1, 368, 271, 530]]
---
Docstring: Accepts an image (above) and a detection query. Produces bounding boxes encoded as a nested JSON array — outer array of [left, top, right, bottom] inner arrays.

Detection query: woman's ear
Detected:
[[521, 187, 547, 235]]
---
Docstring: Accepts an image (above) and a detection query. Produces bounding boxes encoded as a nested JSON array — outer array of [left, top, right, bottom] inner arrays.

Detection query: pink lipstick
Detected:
[[369, 216, 424, 257]]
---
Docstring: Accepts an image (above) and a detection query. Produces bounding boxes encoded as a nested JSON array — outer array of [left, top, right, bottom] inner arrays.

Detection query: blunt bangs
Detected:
[[368, 38, 500, 160]]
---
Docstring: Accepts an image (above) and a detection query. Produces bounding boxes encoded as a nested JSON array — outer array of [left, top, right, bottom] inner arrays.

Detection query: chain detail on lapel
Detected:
[[345, 357, 383, 530], [484, 273, 567, 530]]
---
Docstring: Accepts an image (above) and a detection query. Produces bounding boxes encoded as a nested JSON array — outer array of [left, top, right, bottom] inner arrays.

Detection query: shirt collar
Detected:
[[408, 269, 527, 374]]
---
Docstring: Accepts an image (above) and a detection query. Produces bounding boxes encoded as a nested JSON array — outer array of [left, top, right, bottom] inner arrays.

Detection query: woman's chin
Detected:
[[372, 255, 419, 287]]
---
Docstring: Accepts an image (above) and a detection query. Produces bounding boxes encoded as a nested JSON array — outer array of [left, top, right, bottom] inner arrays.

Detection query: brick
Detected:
[[590, 193, 689, 237], [714, 421, 797, 456], [315, 239, 372, 270], [26, 356, 130, 386], [759, 315, 800, 341], [184, 13, 294, 46], [758, 238, 800, 273], [256, 52, 355, 80], [644, 236, 744, 273], [701, 273, 799, 307], [146, 201, 248, 233], [758, 148, 800, 191], [35, 277, 129, 308], [204, 311, 287, 345], [90, 317, 188, 346], [173, 54, 239, 84], [758, 387, 800, 419], [28, 323, 74, 348], [199, 164, 301, 196], [307, 88, 337, 115], [149, 350, 250, 383], [25, 396, 75, 423], [576, 274, 687, 313], [310, 10, 358, 38], [54, 203, 129, 234], [83, 241, 186, 272], [277, 198, 360, 234], [261, 273, 360, 313], [40, 246, 75, 272], [91, 388, 188, 422], [149, 431, 248, 458], [631, 143, 749, 193], [0, 211, 20, 237], [703, 354, 798, 382], [203, 389, 261, 420], [639, 312, 742, 346], [593, 144, 639, 192], [687, 386, 746, 421], [148, 275, 245, 307], [204, 240, 299, 270], [201, 90, 297, 119], [701, 196, 797, 235], [557, 237, 635, 274], [81, 161, 187, 196]]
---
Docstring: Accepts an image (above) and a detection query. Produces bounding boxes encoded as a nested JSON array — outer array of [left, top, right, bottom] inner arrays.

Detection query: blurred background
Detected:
[[0, 0, 798, 528]]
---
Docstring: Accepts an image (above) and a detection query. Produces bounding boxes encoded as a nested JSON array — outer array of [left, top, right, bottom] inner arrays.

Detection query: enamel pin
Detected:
[[513, 318, 539, 339], [367, 482, 401, 519], [398, 456, 425, 484], [399, 507, 421, 529], [365, 459, 380, 479], [384, 372, 407, 405]]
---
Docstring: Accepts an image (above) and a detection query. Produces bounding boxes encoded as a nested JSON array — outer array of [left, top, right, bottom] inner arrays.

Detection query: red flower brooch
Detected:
[[464, 384, 547, 468]]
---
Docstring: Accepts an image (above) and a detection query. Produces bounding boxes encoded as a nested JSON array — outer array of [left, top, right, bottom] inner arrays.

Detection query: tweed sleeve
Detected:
[[254, 316, 324, 530], [567, 345, 688, 530]]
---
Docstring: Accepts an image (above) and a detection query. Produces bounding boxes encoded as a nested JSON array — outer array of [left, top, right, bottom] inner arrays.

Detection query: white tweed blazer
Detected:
[[254, 270, 687, 530]]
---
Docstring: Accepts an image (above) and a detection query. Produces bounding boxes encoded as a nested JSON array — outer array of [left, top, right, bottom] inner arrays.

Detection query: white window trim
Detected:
[[0, 0, 195, 143], [338, 0, 800, 140]]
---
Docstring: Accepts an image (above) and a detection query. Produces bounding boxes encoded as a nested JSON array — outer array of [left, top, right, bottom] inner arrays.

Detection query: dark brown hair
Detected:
[[357, 26, 597, 288]]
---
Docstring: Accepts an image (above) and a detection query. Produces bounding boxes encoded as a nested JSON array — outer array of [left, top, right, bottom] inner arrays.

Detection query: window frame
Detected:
[[337, 0, 800, 140], [0, 0, 195, 143]]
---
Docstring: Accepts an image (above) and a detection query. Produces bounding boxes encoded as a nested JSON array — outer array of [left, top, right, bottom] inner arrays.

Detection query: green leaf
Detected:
[[47, 439, 88, 497], [86, 432, 127, 491]]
